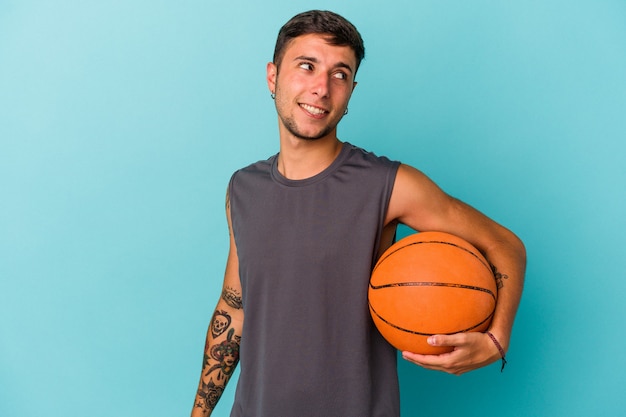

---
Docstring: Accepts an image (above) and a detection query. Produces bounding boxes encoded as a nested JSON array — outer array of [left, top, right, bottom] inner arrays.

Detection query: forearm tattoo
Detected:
[[203, 326, 240, 379], [221, 287, 243, 309], [195, 192, 243, 413], [196, 378, 224, 411], [195, 308, 242, 412], [491, 264, 509, 289]]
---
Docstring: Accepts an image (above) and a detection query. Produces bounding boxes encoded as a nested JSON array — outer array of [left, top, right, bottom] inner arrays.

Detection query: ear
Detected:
[[267, 62, 277, 94]]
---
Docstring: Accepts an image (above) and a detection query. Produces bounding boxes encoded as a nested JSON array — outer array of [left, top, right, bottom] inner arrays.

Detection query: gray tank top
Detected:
[[229, 142, 401, 417]]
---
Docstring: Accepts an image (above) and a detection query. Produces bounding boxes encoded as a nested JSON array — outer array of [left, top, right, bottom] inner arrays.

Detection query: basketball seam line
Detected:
[[369, 281, 496, 298], [369, 301, 496, 337], [373, 240, 493, 276]]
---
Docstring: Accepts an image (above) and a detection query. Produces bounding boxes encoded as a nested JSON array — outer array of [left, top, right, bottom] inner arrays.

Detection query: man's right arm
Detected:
[[191, 191, 244, 416]]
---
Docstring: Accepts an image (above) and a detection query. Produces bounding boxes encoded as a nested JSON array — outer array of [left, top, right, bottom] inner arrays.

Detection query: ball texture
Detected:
[[369, 231, 497, 354]]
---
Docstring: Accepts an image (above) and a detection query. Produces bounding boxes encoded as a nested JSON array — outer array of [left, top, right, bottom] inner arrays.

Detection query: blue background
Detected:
[[1, 1, 625, 416]]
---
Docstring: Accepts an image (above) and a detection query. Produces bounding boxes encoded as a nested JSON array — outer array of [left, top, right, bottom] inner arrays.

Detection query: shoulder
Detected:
[[343, 142, 400, 174], [391, 163, 449, 204], [393, 163, 434, 187], [386, 163, 453, 227], [229, 154, 277, 184]]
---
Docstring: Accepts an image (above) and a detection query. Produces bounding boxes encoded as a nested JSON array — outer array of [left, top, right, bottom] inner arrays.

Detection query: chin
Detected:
[[291, 126, 335, 141]]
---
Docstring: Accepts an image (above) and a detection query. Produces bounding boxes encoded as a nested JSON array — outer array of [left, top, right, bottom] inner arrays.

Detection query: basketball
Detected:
[[368, 231, 497, 354]]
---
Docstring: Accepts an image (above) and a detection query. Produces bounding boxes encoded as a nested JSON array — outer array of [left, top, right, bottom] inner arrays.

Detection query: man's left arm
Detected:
[[385, 164, 526, 375]]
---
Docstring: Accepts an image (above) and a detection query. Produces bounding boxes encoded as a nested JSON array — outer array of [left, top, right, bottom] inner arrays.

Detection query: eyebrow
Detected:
[[294, 55, 354, 73]]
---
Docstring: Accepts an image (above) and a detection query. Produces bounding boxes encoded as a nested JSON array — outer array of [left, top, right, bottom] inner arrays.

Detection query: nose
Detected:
[[311, 73, 330, 98]]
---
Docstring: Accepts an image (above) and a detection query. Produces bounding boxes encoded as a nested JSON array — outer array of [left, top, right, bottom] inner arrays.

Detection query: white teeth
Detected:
[[301, 104, 326, 115]]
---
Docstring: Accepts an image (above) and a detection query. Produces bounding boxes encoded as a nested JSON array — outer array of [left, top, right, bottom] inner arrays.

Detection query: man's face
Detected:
[[267, 33, 358, 141]]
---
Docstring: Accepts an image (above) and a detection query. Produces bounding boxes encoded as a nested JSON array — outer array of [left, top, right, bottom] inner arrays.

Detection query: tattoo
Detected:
[[196, 378, 224, 411], [204, 328, 240, 380], [196, 303, 241, 412], [491, 264, 509, 289], [221, 287, 243, 309], [210, 310, 232, 339]]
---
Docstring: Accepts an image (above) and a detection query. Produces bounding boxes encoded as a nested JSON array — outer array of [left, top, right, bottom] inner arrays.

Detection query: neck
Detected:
[[277, 134, 343, 180]]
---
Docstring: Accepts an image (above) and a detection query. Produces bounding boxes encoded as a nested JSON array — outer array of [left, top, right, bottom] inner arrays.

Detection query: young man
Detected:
[[191, 10, 525, 417]]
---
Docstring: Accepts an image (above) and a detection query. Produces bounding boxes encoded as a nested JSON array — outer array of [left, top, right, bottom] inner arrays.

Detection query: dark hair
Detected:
[[273, 10, 365, 73]]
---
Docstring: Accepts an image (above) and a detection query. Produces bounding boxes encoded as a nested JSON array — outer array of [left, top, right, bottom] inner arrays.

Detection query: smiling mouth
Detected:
[[300, 103, 328, 116]]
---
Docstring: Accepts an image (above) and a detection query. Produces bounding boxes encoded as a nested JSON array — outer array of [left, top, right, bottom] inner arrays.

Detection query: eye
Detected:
[[299, 62, 313, 71], [333, 71, 348, 80]]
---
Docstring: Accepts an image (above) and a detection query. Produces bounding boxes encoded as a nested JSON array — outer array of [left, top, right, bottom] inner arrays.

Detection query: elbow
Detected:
[[513, 232, 527, 265], [501, 229, 527, 276]]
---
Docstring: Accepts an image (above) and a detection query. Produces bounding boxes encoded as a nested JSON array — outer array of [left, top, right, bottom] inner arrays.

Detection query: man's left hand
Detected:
[[401, 332, 501, 375]]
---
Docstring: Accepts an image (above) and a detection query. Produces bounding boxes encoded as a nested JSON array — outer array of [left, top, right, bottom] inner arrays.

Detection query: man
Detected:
[[191, 10, 525, 417]]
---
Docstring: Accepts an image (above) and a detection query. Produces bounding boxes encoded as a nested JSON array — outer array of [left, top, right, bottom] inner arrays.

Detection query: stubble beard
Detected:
[[274, 87, 341, 141], [278, 112, 337, 141]]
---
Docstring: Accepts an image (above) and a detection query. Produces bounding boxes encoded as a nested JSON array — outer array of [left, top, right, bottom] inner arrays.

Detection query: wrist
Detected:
[[485, 331, 508, 372], [485, 327, 510, 352]]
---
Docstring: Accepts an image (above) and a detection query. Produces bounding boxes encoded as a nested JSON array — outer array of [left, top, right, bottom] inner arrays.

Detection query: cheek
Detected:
[[278, 71, 314, 94], [330, 80, 353, 98], [332, 88, 353, 110]]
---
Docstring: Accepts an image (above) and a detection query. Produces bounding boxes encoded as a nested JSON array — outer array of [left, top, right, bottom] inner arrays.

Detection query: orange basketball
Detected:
[[368, 231, 497, 354]]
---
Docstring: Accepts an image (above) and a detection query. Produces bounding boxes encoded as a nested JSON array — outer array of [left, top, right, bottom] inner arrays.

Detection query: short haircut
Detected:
[[273, 10, 365, 73]]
